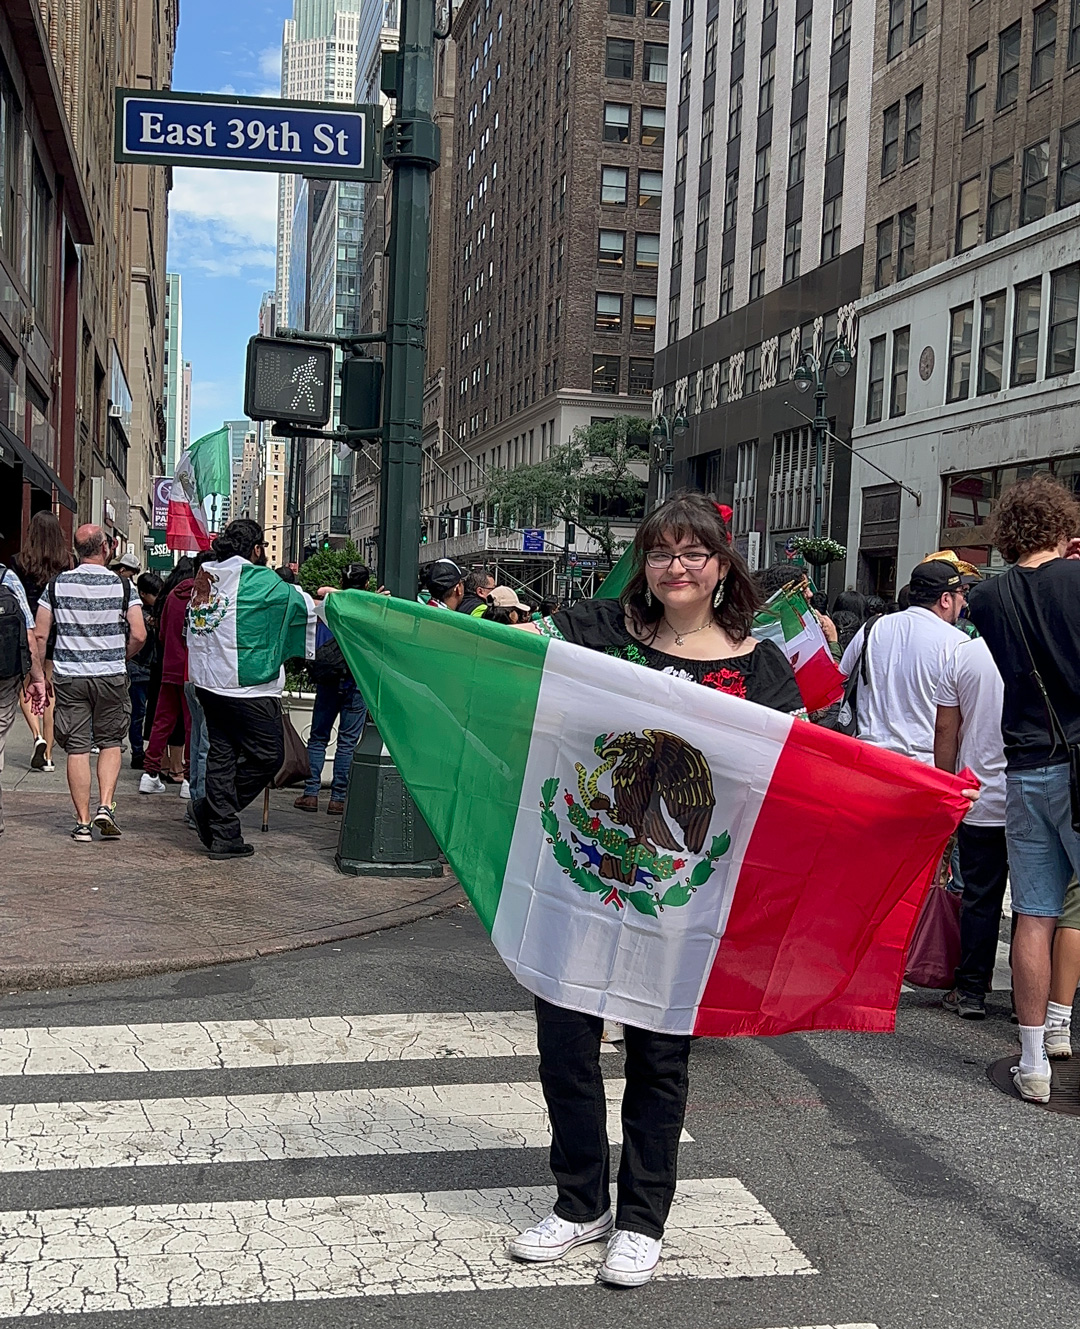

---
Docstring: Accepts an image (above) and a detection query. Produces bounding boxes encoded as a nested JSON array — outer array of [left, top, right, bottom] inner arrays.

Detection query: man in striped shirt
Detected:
[[34, 526, 146, 842]]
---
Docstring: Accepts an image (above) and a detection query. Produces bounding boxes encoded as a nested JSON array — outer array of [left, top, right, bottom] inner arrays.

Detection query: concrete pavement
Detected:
[[0, 714, 464, 993]]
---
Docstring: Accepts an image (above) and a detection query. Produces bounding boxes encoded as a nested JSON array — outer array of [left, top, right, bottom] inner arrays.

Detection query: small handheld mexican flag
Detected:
[[326, 592, 969, 1037]]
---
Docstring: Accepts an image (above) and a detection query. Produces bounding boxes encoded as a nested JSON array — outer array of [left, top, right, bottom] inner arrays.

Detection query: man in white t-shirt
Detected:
[[932, 637, 1008, 1020], [839, 559, 968, 764]]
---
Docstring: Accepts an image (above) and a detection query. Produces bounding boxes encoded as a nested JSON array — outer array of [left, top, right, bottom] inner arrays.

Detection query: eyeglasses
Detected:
[[644, 549, 713, 571]]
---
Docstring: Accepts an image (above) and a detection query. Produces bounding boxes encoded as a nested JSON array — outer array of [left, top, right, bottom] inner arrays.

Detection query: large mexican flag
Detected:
[[326, 592, 969, 1037]]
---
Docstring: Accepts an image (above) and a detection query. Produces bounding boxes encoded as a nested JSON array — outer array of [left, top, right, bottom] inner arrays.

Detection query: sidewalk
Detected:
[[0, 716, 464, 992]]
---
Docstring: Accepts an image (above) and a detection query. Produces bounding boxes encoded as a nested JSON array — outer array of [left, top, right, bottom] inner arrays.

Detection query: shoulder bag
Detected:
[[835, 614, 883, 737]]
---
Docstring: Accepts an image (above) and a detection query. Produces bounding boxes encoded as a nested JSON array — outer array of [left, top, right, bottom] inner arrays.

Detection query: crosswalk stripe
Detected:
[[0, 1178, 813, 1314], [0, 1080, 691, 1173], [0, 1012, 583, 1077]]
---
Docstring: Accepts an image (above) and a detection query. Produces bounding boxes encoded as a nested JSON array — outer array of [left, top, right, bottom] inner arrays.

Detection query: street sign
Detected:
[[244, 336, 334, 428], [146, 530, 173, 572], [151, 477, 172, 529], [114, 89, 382, 181], [522, 528, 545, 553]]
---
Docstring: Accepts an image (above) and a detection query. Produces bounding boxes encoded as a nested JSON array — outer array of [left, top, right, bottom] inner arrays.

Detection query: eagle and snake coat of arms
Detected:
[[540, 729, 732, 918]]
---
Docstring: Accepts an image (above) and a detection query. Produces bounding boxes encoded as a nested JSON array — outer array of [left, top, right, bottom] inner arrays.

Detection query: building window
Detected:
[[643, 41, 668, 82], [675, 129, 688, 184], [601, 165, 629, 204], [966, 45, 988, 127], [647, 0, 670, 17], [897, 206, 916, 280], [909, 0, 928, 43], [628, 358, 654, 395], [759, 46, 775, 112], [635, 232, 660, 268], [603, 102, 631, 142], [598, 229, 625, 267], [595, 292, 623, 332], [728, 78, 743, 140], [732, 0, 746, 47], [29, 158, 50, 327], [679, 47, 692, 102], [1011, 279, 1043, 385], [724, 169, 739, 229], [700, 105, 714, 163], [887, 0, 905, 60], [956, 177, 980, 251], [671, 211, 684, 266], [987, 159, 1013, 239], [639, 170, 663, 208], [1071, 0, 1080, 67], [882, 103, 900, 176], [978, 290, 1007, 393], [641, 105, 666, 148], [696, 193, 710, 250], [719, 260, 734, 316], [668, 293, 680, 343], [691, 279, 706, 330], [754, 145, 771, 209], [1031, 3, 1057, 90], [890, 328, 910, 417], [593, 355, 620, 393], [821, 195, 843, 260], [827, 86, 848, 159], [609, 0, 635, 13], [633, 294, 658, 334], [1021, 140, 1050, 224], [1060, 120, 1080, 206], [605, 37, 634, 79], [998, 21, 1021, 111], [788, 116, 807, 185], [718, 356, 732, 402], [749, 242, 766, 299], [1048, 264, 1080, 376], [947, 304, 974, 403], [733, 439, 758, 534], [866, 336, 887, 423], [875, 220, 894, 290], [769, 427, 824, 532], [704, 19, 719, 76], [793, 13, 812, 84], [745, 344, 761, 394], [783, 219, 802, 281], [904, 87, 922, 163], [832, 0, 852, 53], [0, 63, 17, 261]]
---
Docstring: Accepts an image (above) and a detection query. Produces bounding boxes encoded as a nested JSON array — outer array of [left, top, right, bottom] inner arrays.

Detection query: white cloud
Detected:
[[259, 45, 282, 84], [168, 168, 278, 279]]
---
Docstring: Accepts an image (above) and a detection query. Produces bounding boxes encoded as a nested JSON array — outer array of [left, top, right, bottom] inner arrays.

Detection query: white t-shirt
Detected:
[[839, 606, 967, 765], [38, 565, 129, 679], [932, 637, 1007, 827]]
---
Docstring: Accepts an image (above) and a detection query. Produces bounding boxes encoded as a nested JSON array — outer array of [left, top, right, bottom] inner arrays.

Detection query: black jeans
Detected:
[[534, 997, 691, 1239], [954, 822, 1010, 997], [197, 690, 284, 844]]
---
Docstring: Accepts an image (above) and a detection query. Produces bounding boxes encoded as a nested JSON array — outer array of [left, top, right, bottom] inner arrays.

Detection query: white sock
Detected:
[[1046, 1001, 1073, 1028], [1019, 1024, 1049, 1073]]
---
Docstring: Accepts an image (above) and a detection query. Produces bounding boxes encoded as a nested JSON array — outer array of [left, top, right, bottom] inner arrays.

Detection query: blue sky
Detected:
[[169, 0, 292, 441]]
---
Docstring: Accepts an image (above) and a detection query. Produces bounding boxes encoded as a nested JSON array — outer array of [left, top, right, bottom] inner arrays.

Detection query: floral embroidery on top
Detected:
[[535, 616, 566, 640], [699, 667, 749, 698], [661, 665, 697, 683], [604, 641, 650, 666]]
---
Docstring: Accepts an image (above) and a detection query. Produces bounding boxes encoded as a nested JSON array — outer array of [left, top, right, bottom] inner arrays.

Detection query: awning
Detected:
[[0, 421, 76, 511]]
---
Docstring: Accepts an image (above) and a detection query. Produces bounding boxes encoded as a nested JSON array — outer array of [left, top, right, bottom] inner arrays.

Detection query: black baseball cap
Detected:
[[428, 558, 464, 595], [909, 559, 963, 594]]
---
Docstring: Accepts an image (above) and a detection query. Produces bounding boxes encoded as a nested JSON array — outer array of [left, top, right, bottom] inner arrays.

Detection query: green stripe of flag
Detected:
[[325, 593, 549, 930]]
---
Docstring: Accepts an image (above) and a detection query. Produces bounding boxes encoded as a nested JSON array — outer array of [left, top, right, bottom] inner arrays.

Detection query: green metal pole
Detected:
[[377, 0, 440, 596]]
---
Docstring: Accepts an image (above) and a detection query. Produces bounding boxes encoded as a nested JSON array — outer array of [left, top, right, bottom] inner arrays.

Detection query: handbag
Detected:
[[835, 614, 883, 737], [904, 880, 962, 989], [273, 712, 311, 789], [1002, 570, 1080, 833]]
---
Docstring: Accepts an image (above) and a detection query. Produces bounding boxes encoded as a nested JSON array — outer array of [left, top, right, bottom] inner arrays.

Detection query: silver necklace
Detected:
[[663, 617, 714, 647]]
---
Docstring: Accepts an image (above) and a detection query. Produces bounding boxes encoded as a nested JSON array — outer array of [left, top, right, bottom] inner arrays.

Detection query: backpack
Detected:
[[306, 635, 350, 686], [0, 566, 31, 680]]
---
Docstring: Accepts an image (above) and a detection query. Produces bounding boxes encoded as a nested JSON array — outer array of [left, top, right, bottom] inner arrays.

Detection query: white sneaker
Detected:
[[139, 773, 168, 795], [1012, 1064, 1052, 1103], [598, 1229, 663, 1287], [42, 760, 56, 773], [179, 780, 191, 801], [1045, 1024, 1073, 1059], [508, 1211, 613, 1263]]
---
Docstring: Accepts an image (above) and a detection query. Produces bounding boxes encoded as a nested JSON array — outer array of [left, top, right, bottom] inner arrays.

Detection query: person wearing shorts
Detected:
[[34, 525, 145, 842]]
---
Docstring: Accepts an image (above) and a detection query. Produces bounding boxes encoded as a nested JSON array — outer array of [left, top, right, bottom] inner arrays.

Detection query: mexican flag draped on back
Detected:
[[326, 592, 968, 1037]]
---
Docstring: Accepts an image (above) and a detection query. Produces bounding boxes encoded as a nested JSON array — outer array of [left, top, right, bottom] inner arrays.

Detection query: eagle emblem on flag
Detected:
[[540, 730, 731, 918]]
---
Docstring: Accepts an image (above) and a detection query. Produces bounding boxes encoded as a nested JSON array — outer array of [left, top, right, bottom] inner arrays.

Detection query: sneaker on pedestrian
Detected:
[[598, 1230, 663, 1287], [1011, 1064, 1052, 1103], [42, 759, 55, 773], [326, 799, 345, 815], [92, 805, 122, 838], [942, 988, 986, 1020], [294, 794, 319, 812], [139, 773, 168, 795], [30, 737, 47, 770], [208, 838, 255, 860], [70, 823, 93, 844], [179, 780, 191, 801], [508, 1211, 613, 1263], [1044, 1025, 1073, 1059]]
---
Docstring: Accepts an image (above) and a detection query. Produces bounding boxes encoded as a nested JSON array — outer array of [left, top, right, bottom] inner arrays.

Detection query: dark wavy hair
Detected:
[[989, 473, 1080, 563], [621, 490, 762, 643], [212, 518, 264, 562]]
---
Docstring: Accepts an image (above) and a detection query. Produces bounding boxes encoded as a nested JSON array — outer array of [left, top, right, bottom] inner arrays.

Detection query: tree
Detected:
[[297, 541, 362, 597], [481, 416, 649, 563]]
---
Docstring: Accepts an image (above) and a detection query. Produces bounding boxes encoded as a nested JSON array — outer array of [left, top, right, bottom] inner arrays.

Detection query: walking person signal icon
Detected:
[[244, 337, 334, 428]]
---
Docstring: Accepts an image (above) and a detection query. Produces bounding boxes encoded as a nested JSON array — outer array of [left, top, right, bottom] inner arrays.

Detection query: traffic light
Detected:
[[320, 532, 332, 553], [341, 356, 383, 439], [244, 336, 334, 428], [565, 522, 576, 546]]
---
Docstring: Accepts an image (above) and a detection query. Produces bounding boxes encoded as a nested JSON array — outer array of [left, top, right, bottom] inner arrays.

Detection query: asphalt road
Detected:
[[0, 904, 1074, 1329]]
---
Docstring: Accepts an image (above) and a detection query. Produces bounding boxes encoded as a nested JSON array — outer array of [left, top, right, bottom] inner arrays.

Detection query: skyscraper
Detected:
[[163, 274, 184, 476]]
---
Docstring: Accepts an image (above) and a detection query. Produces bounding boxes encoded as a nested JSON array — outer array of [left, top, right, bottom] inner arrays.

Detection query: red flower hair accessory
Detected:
[[713, 501, 734, 542]]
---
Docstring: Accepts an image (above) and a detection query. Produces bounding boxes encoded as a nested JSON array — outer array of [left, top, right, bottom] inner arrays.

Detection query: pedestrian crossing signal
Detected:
[[244, 336, 334, 428]]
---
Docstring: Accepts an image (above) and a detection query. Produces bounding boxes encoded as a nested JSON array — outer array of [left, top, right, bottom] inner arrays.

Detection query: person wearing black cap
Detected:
[[427, 559, 466, 611], [838, 558, 967, 764]]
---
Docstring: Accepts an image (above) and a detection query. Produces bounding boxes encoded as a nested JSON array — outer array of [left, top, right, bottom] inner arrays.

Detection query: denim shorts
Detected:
[[1005, 764, 1080, 917]]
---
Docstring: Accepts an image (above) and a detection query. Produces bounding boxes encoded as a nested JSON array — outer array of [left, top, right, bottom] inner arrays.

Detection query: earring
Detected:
[[645, 589, 654, 608], [713, 580, 726, 609]]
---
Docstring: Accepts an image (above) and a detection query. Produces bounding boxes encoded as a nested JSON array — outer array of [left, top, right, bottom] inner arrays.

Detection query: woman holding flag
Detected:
[[507, 491, 804, 1287]]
